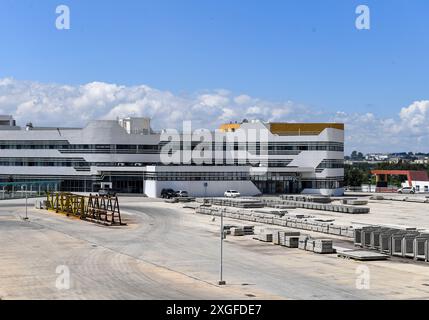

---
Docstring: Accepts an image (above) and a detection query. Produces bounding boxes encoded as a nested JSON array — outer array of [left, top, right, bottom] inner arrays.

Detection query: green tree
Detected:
[[344, 167, 366, 187]]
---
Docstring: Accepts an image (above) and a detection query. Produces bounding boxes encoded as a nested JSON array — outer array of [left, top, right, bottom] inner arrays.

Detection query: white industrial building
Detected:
[[0, 115, 345, 197]]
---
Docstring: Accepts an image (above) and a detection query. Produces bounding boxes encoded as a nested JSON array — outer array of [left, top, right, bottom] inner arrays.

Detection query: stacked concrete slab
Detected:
[[229, 225, 254, 236], [298, 235, 309, 250], [262, 198, 370, 214], [255, 232, 274, 242], [201, 198, 265, 208], [195, 205, 355, 239], [230, 227, 245, 236], [296, 236, 334, 254], [314, 239, 335, 254], [281, 195, 332, 203], [370, 195, 429, 204], [305, 239, 315, 252], [284, 236, 300, 248], [341, 199, 368, 206]]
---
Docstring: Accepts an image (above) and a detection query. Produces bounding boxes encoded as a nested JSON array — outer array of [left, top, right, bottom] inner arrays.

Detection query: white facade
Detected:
[[0, 115, 344, 197], [402, 181, 429, 193]]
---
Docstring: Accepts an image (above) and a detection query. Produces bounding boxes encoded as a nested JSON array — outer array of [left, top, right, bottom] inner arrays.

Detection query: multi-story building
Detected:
[[0, 115, 345, 197]]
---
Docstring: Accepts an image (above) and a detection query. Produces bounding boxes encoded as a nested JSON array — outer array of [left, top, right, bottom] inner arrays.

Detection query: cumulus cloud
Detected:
[[332, 101, 429, 153], [0, 78, 309, 130], [0, 78, 428, 153]]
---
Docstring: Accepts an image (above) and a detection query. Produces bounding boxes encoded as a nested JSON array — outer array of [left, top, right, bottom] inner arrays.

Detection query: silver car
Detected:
[[224, 190, 241, 198], [398, 186, 415, 194]]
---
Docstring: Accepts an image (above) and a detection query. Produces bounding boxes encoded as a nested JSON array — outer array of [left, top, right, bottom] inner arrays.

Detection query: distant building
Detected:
[[365, 153, 389, 161], [371, 170, 429, 193]]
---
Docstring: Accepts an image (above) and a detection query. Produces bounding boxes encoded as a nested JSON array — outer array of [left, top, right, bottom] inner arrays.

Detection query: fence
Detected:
[[0, 180, 61, 200]]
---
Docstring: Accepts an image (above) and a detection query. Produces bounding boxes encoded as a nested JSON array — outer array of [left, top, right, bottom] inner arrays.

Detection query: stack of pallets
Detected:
[[314, 239, 335, 254], [284, 236, 300, 248]]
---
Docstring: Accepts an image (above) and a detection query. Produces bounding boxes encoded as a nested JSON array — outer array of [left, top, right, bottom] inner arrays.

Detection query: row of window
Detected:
[[0, 141, 344, 153], [144, 172, 250, 181], [302, 179, 344, 189], [316, 159, 345, 172]]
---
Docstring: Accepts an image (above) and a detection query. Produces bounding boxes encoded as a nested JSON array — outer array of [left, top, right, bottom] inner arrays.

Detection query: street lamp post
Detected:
[[218, 209, 226, 285], [22, 185, 28, 220]]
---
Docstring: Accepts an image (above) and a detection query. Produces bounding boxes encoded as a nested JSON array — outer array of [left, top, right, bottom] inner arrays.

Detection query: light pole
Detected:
[[22, 185, 28, 220], [218, 209, 226, 285]]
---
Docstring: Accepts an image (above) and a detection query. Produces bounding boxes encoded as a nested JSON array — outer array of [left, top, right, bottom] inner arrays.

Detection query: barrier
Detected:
[[45, 192, 124, 226]]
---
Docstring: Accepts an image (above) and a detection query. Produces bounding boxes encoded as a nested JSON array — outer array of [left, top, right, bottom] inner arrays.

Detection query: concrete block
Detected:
[[305, 239, 315, 252], [298, 235, 309, 250], [284, 236, 299, 248], [314, 239, 334, 254]]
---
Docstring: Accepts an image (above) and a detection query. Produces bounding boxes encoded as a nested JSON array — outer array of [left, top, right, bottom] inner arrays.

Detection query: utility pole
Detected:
[[22, 185, 28, 220], [218, 209, 226, 285]]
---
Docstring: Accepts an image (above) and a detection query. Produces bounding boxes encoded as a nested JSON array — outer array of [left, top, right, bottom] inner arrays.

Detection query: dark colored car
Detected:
[[98, 188, 117, 197], [161, 188, 176, 199]]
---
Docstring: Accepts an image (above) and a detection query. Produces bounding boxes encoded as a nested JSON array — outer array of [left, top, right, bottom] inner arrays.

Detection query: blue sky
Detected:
[[0, 0, 428, 152]]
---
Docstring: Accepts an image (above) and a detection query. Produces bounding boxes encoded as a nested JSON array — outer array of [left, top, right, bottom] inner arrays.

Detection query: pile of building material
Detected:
[[298, 235, 309, 250], [254, 232, 274, 242], [284, 236, 300, 248], [272, 230, 301, 246], [341, 199, 368, 206], [370, 195, 429, 204], [261, 198, 370, 214], [229, 225, 254, 236], [337, 250, 389, 261], [230, 227, 245, 236], [196, 205, 355, 238], [297, 236, 335, 254], [200, 198, 264, 208], [241, 225, 255, 235], [370, 195, 385, 200], [281, 195, 332, 203], [313, 239, 335, 254], [252, 229, 334, 255], [272, 229, 282, 244], [223, 224, 238, 235], [354, 225, 429, 262], [251, 209, 288, 217], [305, 239, 315, 251]]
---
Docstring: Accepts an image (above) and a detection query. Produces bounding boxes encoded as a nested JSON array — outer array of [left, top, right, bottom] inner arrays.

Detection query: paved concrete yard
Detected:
[[1, 196, 429, 300]]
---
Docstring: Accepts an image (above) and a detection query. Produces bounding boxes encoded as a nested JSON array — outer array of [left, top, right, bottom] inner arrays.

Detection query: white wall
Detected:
[[144, 180, 261, 198], [404, 181, 429, 193]]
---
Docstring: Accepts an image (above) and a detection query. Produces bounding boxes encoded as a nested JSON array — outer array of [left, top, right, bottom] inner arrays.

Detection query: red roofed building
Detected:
[[371, 170, 429, 193]]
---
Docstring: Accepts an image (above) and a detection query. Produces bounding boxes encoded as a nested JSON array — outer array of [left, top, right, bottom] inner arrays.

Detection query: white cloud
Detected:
[[0, 78, 311, 130], [0, 78, 428, 153], [399, 100, 429, 133], [332, 101, 429, 153]]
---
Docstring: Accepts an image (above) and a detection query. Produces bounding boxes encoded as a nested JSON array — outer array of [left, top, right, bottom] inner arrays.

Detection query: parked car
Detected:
[[161, 188, 176, 199], [398, 186, 416, 194], [175, 190, 189, 198], [224, 190, 241, 198], [98, 188, 117, 197]]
